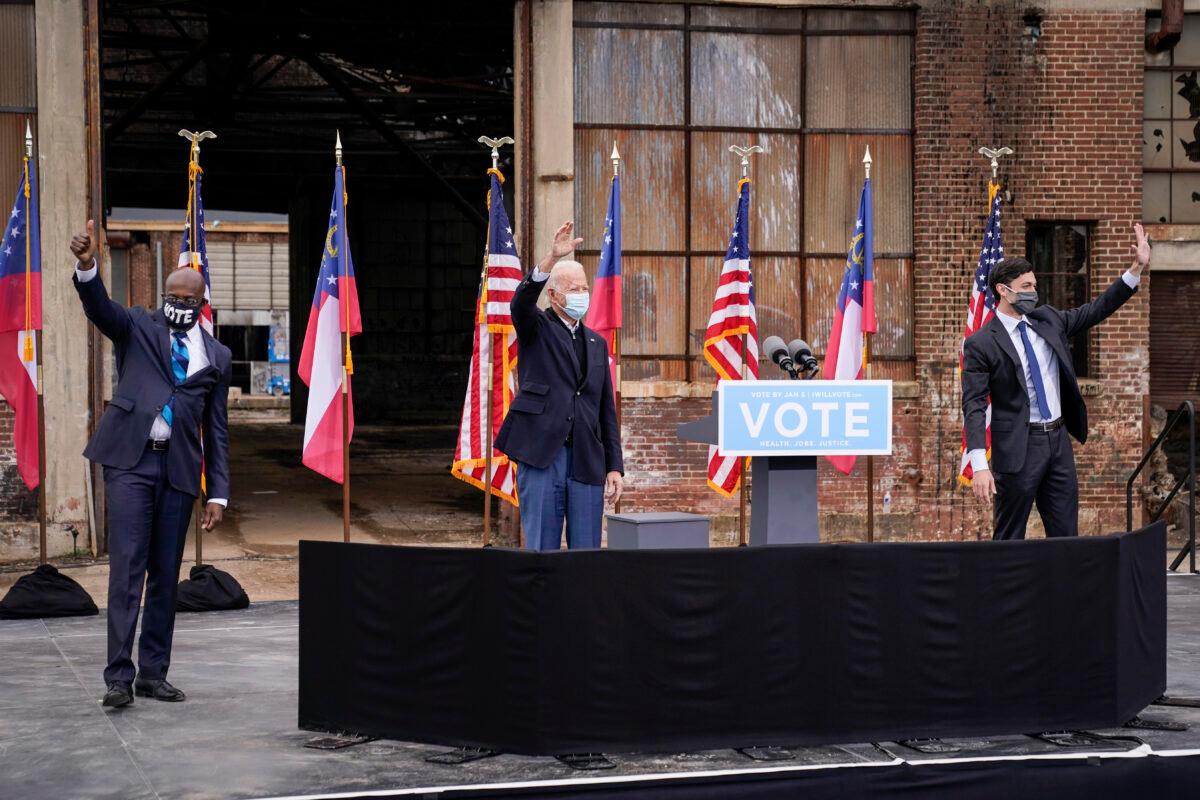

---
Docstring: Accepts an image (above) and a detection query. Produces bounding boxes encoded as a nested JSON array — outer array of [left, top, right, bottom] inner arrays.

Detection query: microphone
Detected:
[[787, 339, 819, 377], [763, 336, 800, 379]]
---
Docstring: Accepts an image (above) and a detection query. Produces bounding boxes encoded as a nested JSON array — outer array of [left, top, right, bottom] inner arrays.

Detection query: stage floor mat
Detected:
[[5, 576, 1200, 799]]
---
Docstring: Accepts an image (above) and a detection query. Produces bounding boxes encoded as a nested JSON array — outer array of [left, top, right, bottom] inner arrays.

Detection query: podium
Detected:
[[678, 380, 893, 545], [678, 393, 818, 545]]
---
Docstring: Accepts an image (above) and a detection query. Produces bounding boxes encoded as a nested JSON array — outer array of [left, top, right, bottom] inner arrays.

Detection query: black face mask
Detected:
[[1001, 285, 1038, 316], [163, 300, 199, 331]]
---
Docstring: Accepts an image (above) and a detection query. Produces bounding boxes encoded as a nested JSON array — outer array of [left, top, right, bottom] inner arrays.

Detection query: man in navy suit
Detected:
[[495, 221, 624, 550], [962, 223, 1150, 539], [70, 221, 232, 708]]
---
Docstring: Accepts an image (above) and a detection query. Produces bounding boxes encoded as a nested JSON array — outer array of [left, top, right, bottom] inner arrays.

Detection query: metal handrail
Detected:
[[1126, 401, 1196, 574]]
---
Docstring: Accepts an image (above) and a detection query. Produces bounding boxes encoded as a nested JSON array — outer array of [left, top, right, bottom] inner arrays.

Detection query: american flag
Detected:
[[703, 179, 759, 497], [958, 184, 1003, 485], [179, 158, 214, 335], [451, 169, 521, 505]]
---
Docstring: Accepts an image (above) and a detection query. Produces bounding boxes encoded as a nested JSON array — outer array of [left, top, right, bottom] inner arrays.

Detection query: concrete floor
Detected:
[[1, 411, 488, 602], [3, 580, 1200, 799]]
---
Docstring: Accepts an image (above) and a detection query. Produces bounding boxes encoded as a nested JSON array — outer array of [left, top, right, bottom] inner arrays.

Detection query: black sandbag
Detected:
[[176, 564, 249, 612], [0, 563, 99, 619]]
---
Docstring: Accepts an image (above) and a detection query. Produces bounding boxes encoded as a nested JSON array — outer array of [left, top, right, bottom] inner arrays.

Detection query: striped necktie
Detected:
[[160, 331, 190, 429]]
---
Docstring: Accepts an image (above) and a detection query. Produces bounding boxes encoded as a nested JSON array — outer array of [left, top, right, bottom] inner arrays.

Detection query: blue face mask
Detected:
[[560, 291, 590, 322]]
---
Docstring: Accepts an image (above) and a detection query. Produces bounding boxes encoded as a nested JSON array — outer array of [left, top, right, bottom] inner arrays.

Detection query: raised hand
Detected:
[[70, 219, 101, 266], [549, 220, 583, 260], [1131, 222, 1151, 274]]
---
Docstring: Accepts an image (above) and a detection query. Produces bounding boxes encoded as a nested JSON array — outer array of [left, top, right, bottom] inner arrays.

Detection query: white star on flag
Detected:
[[10, 208, 19, 219], [326, 274, 336, 285]]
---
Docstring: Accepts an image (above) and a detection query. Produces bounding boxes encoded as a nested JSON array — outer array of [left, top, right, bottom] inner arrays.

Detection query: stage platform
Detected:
[[5, 580, 1200, 799]]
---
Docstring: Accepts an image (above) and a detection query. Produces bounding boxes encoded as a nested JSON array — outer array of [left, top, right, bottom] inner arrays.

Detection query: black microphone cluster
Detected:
[[763, 336, 819, 380]]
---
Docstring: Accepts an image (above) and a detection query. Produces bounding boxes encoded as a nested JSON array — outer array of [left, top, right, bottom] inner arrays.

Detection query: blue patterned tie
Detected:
[[1017, 321, 1052, 420], [160, 331, 189, 429]]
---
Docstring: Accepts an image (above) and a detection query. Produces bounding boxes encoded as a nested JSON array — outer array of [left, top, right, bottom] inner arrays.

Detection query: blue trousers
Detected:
[[517, 445, 604, 551], [103, 448, 195, 684]]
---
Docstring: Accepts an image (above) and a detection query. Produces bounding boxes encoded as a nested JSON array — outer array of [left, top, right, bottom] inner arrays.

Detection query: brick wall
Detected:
[[618, 1, 1147, 542], [0, 405, 36, 520]]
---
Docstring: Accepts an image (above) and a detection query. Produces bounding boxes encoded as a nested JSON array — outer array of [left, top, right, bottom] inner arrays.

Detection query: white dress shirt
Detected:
[[76, 260, 227, 507], [969, 270, 1140, 474]]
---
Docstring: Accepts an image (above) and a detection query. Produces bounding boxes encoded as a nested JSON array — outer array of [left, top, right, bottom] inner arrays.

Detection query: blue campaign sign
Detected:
[[717, 380, 893, 457]]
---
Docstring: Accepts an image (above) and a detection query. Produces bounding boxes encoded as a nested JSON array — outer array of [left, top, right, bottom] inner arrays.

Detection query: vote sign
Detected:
[[717, 380, 893, 457]]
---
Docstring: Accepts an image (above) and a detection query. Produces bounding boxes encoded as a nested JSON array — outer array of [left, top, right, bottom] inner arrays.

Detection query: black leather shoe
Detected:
[[134, 677, 186, 702], [101, 682, 133, 708]]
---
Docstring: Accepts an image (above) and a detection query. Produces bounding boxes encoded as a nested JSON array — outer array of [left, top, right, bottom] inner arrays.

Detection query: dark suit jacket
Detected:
[[74, 273, 232, 500], [961, 275, 1137, 473], [494, 273, 623, 485]]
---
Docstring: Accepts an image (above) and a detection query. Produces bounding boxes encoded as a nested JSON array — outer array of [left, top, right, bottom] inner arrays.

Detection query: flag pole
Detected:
[[730, 144, 761, 547], [337, 131, 352, 544], [863, 147, 875, 545], [25, 122, 46, 564], [611, 142, 624, 515], [178, 129, 216, 564], [476, 135, 512, 547]]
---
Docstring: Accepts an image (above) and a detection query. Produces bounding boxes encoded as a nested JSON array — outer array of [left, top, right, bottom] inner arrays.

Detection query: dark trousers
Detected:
[[103, 448, 195, 684], [992, 426, 1079, 540]]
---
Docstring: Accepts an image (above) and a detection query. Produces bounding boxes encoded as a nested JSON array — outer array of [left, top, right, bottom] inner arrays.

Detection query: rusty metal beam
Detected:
[[299, 50, 485, 229], [104, 40, 211, 146]]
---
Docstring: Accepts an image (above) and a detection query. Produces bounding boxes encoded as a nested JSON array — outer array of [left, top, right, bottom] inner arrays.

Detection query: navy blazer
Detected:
[[494, 273, 623, 486], [74, 273, 232, 501], [961, 275, 1136, 473]]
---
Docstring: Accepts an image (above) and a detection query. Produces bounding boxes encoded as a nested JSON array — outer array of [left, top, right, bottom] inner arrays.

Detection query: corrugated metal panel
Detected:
[[0, 114, 34, 199], [804, 257, 912, 360], [806, 36, 911, 129], [574, 27, 685, 125], [690, 32, 803, 129], [574, 2, 683, 25], [691, 131, 800, 253], [1150, 271, 1200, 408], [206, 240, 235, 313], [576, 253, 687, 382], [691, 257, 802, 358], [804, 134, 912, 255], [622, 255, 687, 356], [575, 128, 686, 251], [0, 5, 36, 108], [690, 6, 803, 31], [235, 242, 273, 310], [271, 241, 289, 309], [806, 9, 913, 33], [747, 257, 801, 347]]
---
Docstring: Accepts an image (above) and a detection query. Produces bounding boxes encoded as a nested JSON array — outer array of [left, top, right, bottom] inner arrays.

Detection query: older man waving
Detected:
[[495, 221, 624, 550]]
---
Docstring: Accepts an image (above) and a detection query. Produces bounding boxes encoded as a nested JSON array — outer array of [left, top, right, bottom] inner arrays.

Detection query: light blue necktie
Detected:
[[1016, 321, 1052, 421], [160, 331, 189, 429]]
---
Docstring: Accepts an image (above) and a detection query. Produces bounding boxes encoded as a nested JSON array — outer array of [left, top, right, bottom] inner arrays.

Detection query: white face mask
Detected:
[[561, 291, 590, 321], [553, 288, 590, 321]]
